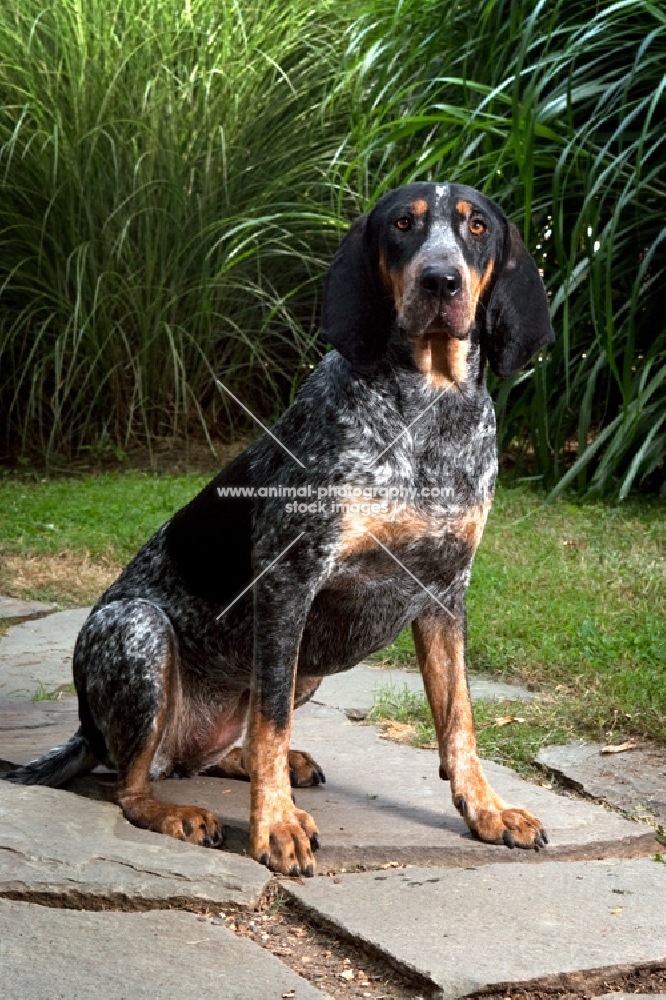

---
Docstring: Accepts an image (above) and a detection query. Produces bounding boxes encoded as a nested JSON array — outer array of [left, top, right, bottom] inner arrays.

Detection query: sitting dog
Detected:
[[5, 182, 554, 876]]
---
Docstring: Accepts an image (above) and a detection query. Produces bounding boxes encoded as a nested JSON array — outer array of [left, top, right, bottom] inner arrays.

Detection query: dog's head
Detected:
[[321, 182, 554, 380]]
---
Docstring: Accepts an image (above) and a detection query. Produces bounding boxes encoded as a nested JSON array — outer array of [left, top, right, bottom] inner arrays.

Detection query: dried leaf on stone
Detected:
[[601, 740, 637, 754]]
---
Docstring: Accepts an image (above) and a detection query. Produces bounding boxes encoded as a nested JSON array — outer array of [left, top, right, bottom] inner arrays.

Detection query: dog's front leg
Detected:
[[413, 609, 548, 850], [247, 577, 319, 876]]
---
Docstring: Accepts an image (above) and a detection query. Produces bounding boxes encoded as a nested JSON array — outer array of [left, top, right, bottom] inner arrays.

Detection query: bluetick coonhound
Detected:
[[5, 182, 555, 876]]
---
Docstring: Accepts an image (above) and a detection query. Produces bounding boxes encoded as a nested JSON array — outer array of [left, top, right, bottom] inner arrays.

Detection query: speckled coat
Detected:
[[5, 182, 554, 875]]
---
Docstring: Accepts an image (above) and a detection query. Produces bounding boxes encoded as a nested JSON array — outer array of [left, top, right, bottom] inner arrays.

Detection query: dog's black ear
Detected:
[[485, 222, 555, 377], [320, 214, 391, 367]]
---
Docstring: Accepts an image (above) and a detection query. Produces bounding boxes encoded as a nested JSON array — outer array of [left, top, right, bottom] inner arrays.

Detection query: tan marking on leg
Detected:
[[207, 674, 324, 785], [208, 745, 325, 787], [117, 699, 223, 847], [203, 746, 247, 780], [248, 694, 319, 874], [413, 614, 547, 849], [288, 748, 326, 787]]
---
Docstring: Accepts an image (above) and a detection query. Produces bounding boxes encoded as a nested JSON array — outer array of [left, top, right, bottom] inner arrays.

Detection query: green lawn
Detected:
[[0, 472, 663, 761], [370, 487, 665, 765], [0, 471, 208, 563]]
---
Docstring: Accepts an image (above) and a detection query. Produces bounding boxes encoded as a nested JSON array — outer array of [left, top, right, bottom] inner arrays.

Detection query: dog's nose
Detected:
[[420, 265, 462, 299]]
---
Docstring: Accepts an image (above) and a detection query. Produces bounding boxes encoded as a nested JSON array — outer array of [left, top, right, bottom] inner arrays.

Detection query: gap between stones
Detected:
[[534, 761, 666, 841], [5, 879, 665, 1000]]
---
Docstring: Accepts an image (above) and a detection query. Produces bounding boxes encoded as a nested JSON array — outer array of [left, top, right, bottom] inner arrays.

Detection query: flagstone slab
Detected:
[[0, 780, 270, 909], [0, 607, 90, 699], [58, 703, 656, 869], [0, 698, 79, 769], [285, 858, 666, 998], [1, 698, 655, 872], [0, 898, 328, 999], [537, 742, 666, 823], [0, 596, 55, 621], [315, 664, 536, 716]]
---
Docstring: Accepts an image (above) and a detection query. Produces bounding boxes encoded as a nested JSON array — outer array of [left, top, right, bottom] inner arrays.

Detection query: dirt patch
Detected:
[[375, 719, 437, 749], [204, 884, 666, 1000], [213, 881, 432, 999], [0, 550, 121, 607], [474, 962, 666, 998]]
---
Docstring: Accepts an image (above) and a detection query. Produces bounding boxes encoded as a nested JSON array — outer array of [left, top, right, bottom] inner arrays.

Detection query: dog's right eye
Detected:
[[394, 217, 412, 231]]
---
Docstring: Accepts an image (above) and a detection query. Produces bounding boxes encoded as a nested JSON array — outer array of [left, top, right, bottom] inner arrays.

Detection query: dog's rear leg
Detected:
[[208, 676, 326, 786], [80, 599, 224, 847]]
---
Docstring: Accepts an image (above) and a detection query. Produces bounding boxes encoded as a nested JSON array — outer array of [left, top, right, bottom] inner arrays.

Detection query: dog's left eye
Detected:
[[469, 217, 487, 235], [394, 217, 412, 231]]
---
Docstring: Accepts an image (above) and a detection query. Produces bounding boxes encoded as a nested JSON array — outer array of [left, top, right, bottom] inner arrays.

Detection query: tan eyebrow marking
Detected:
[[455, 199, 473, 216], [410, 198, 428, 216]]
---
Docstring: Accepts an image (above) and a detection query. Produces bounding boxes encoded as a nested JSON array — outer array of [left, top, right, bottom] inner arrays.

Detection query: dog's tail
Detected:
[[2, 728, 98, 787]]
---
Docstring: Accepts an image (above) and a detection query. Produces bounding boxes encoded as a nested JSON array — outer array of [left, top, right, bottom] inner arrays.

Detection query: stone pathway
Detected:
[[0, 780, 270, 910], [537, 741, 666, 824], [314, 663, 537, 716], [0, 595, 55, 622], [0, 898, 327, 1000], [285, 858, 666, 997], [0, 607, 89, 699], [0, 607, 663, 997]]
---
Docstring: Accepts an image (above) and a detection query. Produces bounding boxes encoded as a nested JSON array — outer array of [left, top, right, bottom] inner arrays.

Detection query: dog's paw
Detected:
[[289, 749, 326, 787], [159, 805, 225, 848], [251, 805, 319, 876], [455, 795, 548, 850]]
